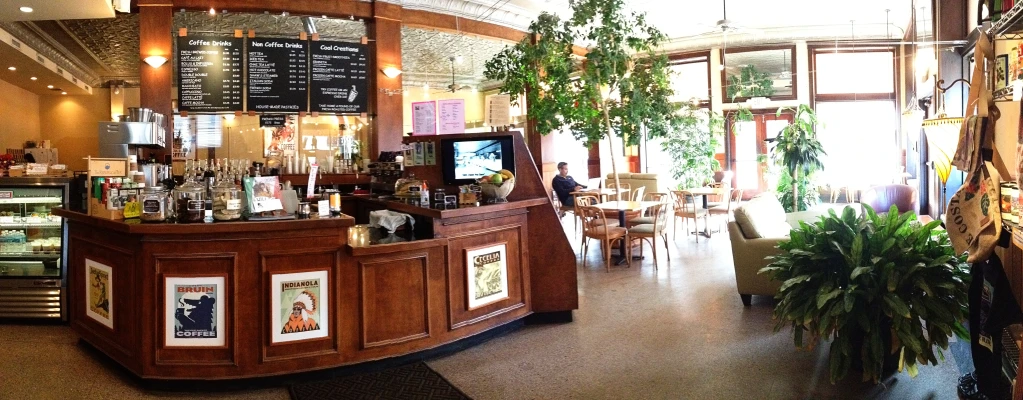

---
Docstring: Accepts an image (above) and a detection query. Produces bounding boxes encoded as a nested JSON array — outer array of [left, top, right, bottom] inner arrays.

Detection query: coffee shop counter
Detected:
[[51, 195, 576, 380]]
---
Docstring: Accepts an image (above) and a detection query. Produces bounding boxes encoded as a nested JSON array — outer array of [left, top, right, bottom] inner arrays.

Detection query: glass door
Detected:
[[0, 185, 65, 279], [727, 112, 793, 198]]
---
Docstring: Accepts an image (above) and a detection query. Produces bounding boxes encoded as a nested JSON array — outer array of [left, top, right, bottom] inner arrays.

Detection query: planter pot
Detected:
[[713, 170, 733, 183]]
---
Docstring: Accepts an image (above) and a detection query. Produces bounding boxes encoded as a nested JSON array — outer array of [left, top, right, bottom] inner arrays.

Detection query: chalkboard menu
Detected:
[[176, 37, 243, 112], [260, 114, 287, 127], [310, 41, 368, 114], [246, 38, 308, 112]]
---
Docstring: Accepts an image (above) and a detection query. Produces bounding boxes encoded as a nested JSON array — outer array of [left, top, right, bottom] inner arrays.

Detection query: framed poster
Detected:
[[466, 243, 510, 309], [263, 115, 297, 157], [414, 142, 425, 166], [411, 101, 437, 135], [164, 276, 226, 347], [271, 270, 329, 343], [425, 142, 437, 166], [997, 54, 1009, 92], [85, 259, 113, 329]]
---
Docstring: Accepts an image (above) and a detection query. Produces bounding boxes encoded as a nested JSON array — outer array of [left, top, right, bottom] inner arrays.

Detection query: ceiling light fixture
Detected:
[[19, 6, 32, 13], [143, 55, 168, 68], [455, 55, 464, 64], [381, 67, 402, 78], [208, 7, 215, 15], [7, 66, 15, 71], [61, 91, 67, 95], [30, 77, 36, 81], [46, 85, 53, 89]]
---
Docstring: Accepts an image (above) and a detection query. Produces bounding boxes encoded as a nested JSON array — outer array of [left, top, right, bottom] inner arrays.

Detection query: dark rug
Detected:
[[289, 362, 471, 400]]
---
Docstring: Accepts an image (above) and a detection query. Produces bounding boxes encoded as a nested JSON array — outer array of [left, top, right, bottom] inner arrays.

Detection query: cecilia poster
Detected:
[[85, 259, 113, 329], [271, 270, 329, 343], [466, 243, 509, 309], [164, 277, 226, 347]]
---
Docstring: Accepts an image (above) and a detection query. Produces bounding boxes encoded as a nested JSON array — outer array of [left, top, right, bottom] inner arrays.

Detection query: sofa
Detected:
[[726, 195, 831, 306], [604, 173, 667, 195]]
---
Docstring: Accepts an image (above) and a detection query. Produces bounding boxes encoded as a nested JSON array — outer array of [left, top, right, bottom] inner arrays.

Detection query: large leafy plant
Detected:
[[773, 104, 825, 211], [661, 104, 723, 189], [726, 64, 775, 100], [775, 169, 819, 213], [484, 0, 682, 198], [760, 205, 970, 384]]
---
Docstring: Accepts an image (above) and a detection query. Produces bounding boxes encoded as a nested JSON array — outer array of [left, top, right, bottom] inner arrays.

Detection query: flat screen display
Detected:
[[441, 136, 515, 185]]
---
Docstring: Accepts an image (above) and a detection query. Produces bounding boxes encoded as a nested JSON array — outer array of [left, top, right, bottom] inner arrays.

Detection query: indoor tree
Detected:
[[484, 0, 682, 197], [772, 104, 825, 211], [661, 103, 724, 189]]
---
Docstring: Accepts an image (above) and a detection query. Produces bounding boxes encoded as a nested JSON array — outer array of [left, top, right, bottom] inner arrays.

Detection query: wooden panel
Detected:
[[139, 4, 173, 160], [358, 254, 430, 348], [169, 0, 373, 19], [260, 248, 342, 363], [68, 231, 138, 370], [153, 253, 237, 366], [443, 219, 528, 330]]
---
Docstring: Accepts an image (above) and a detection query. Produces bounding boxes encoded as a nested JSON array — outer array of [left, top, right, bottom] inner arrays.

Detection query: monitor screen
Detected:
[[441, 136, 515, 185]]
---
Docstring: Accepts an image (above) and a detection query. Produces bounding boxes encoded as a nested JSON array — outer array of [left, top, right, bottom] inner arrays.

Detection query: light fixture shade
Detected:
[[922, 117, 963, 186], [381, 67, 402, 78], [144, 55, 168, 68]]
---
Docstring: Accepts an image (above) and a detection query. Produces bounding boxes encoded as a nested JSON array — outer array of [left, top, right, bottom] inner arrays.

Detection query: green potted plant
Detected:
[[759, 205, 970, 384], [484, 0, 682, 198], [661, 103, 723, 190], [772, 104, 825, 211]]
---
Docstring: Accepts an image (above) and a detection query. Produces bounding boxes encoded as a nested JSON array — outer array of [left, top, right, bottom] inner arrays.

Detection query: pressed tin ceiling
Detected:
[[60, 15, 140, 79], [400, 26, 510, 88]]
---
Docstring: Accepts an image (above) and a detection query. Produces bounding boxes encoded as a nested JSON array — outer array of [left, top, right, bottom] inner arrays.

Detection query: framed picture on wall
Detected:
[[465, 243, 509, 309], [996, 54, 1009, 92], [270, 270, 329, 344]]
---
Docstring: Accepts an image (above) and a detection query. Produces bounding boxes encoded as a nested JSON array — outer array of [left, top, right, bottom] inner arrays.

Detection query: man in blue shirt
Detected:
[[552, 162, 586, 207]]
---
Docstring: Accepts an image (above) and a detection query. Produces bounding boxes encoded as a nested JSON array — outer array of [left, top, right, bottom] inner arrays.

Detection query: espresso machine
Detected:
[[98, 107, 166, 159]]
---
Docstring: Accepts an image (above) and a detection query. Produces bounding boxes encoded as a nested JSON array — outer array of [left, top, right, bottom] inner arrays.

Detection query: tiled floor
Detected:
[[0, 214, 963, 399]]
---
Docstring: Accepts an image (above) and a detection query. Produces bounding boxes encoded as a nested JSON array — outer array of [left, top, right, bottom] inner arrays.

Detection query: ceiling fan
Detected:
[[438, 56, 473, 93], [710, 0, 759, 35]]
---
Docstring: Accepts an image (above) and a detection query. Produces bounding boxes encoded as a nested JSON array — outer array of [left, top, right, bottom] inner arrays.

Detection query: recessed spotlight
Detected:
[[46, 85, 53, 89], [61, 91, 67, 95], [30, 76, 36, 81], [7, 66, 15, 71], [208, 7, 215, 15], [19, 6, 33, 13]]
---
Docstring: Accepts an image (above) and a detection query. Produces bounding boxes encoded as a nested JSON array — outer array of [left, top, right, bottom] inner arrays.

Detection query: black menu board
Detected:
[[176, 37, 243, 112], [310, 41, 368, 114], [246, 38, 308, 112], [259, 114, 287, 127]]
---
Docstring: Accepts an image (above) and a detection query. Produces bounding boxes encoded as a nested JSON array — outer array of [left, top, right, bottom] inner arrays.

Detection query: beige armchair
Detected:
[[727, 195, 831, 306]]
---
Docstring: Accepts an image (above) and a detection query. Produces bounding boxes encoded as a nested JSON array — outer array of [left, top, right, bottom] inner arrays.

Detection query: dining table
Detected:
[[571, 188, 630, 203], [591, 200, 660, 265], [682, 187, 728, 237]]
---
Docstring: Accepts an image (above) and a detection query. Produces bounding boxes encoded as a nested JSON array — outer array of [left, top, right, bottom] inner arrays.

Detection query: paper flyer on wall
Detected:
[[263, 115, 297, 157], [411, 101, 437, 135], [466, 243, 510, 309], [85, 259, 114, 329], [271, 270, 329, 343], [414, 142, 425, 166], [438, 99, 465, 134], [425, 142, 437, 165], [165, 276, 226, 347]]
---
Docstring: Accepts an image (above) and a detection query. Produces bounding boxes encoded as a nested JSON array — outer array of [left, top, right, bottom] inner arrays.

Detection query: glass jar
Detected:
[[140, 185, 168, 223], [212, 181, 242, 221], [173, 179, 205, 223]]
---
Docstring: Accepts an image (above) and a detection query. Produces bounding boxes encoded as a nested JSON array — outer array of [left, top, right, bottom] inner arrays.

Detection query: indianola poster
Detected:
[[85, 259, 113, 329], [466, 243, 510, 309], [164, 277, 226, 347], [271, 270, 329, 343]]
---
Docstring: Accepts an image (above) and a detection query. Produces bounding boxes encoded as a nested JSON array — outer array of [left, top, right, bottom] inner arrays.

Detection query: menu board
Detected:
[[246, 38, 308, 112], [176, 37, 243, 112], [310, 41, 368, 114]]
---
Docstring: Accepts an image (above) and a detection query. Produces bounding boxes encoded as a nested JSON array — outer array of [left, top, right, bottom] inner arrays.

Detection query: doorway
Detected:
[[726, 111, 792, 199]]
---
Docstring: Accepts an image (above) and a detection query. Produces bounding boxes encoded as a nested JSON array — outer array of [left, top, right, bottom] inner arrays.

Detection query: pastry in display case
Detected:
[[0, 177, 70, 320]]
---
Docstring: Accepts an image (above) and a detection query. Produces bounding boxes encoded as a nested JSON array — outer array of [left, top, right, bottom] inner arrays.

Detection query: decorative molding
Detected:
[[0, 21, 101, 86], [397, 0, 542, 32]]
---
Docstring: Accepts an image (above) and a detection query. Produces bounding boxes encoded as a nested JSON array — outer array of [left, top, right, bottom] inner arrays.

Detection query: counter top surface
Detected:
[[351, 196, 550, 219], [52, 208, 354, 234]]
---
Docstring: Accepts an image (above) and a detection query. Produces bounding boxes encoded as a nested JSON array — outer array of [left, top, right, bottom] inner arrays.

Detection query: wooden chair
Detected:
[[630, 186, 646, 202], [606, 182, 631, 201], [672, 190, 707, 242], [627, 197, 671, 269], [708, 188, 743, 232], [706, 182, 727, 208], [578, 205, 631, 272], [627, 192, 668, 228], [573, 194, 617, 251]]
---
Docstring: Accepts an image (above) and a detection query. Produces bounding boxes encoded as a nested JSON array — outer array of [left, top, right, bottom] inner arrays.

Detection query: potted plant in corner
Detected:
[[772, 104, 825, 212], [661, 102, 723, 190], [759, 205, 970, 384]]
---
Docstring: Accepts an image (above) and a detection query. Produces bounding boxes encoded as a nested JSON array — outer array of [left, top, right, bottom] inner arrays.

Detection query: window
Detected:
[[815, 51, 895, 95], [814, 101, 898, 188], [668, 57, 709, 102]]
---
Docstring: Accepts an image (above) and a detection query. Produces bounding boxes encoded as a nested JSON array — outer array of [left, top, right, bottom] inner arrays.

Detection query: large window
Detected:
[[668, 55, 710, 103], [723, 47, 796, 101], [815, 51, 895, 95]]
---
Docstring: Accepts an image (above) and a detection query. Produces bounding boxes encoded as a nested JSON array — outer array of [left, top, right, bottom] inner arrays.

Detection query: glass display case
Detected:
[[0, 177, 69, 320]]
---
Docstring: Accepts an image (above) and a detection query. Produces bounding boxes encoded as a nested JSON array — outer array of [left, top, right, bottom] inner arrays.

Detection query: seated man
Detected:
[[552, 162, 586, 207]]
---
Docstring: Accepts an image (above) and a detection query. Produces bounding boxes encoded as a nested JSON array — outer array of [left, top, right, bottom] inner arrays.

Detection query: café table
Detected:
[[591, 200, 660, 265], [571, 188, 630, 203], [682, 187, 728, 237]]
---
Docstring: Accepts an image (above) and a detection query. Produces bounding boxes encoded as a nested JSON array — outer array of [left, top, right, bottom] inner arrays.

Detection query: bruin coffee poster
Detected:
[[164, 276, 226, 347], [271, 270, 329, 343]]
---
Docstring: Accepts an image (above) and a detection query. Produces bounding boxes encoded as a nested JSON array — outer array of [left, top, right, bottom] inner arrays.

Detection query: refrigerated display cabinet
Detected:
[[0, 177, 69, 319]]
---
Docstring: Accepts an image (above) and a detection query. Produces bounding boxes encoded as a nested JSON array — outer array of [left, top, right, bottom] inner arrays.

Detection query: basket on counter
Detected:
[[479, 178, 515, 203]]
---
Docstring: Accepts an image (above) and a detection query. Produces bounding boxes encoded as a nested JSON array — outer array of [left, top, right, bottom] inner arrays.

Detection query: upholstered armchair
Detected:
[[860, 184, 918, 214]]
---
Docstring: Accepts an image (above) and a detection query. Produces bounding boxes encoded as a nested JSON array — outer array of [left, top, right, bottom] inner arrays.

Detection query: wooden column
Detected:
[[369, 2, 403, 160], [139, 1, 173, 160]]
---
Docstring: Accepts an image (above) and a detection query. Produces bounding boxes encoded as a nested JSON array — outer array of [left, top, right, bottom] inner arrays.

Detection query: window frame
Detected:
[[720, 44, 799, 103], [810, 45, 899, 102], [667, 50, 712, 107]]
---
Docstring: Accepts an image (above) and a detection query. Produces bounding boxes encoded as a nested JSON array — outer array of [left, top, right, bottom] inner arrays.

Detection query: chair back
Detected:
[[644, 192, 668, 202], [726, 188, 743, 210], [607, 182, 631, 201], [672, 190, 698, 217], [861, 184, 918, 214], [648, 196, 670, 233], [551, 190, 561, 208], [578, 206, 611, 238], [631, 186, 646, 202]]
